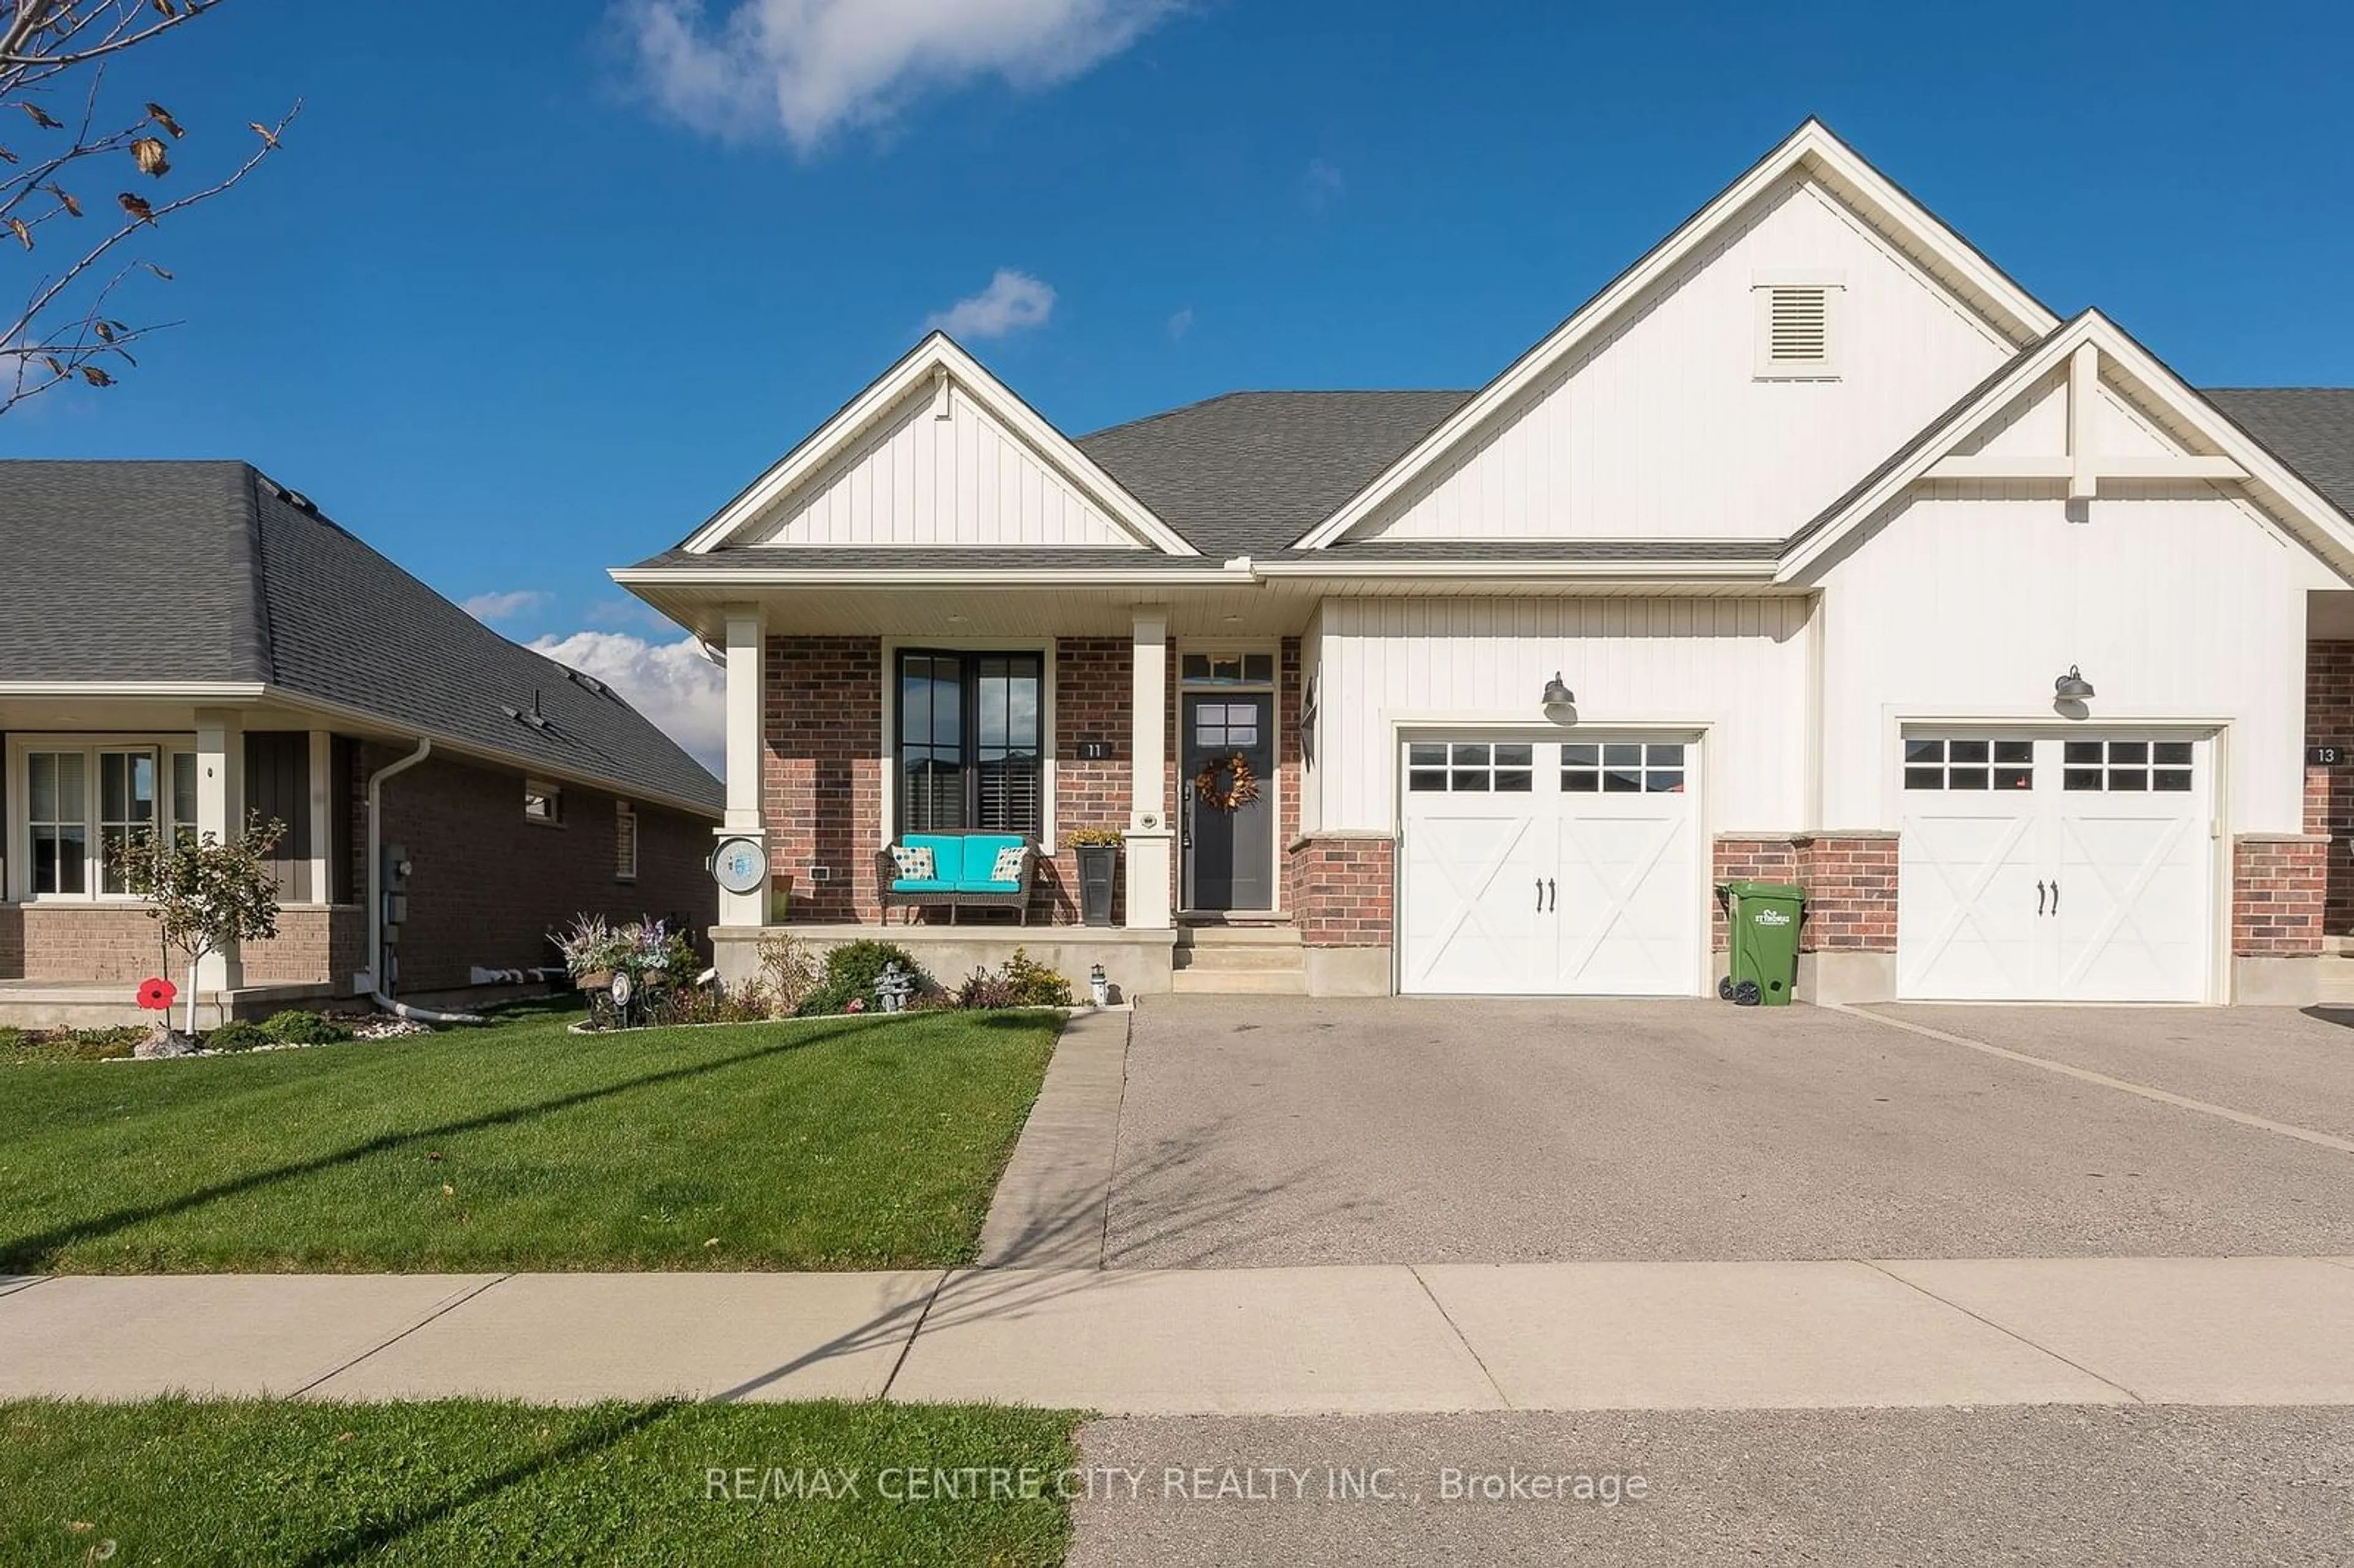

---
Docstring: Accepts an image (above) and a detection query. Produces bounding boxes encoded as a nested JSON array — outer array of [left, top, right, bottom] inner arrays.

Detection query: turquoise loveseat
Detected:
[[875, 832, 1037, 925]]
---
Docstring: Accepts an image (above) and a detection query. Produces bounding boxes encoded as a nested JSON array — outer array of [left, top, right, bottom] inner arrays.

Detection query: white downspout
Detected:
[[365, 738, 482, 1026]]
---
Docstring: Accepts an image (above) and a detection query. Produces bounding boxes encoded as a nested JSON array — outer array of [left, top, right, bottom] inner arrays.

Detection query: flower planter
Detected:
[[1076, 843, 1119, 927]]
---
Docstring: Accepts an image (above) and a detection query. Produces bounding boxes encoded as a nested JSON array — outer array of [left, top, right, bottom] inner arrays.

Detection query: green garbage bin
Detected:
[[1718, 880, 1804, 1006]]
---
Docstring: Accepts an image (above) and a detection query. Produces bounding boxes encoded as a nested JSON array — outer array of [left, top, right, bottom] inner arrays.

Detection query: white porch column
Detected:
[[1125, 607, 1174, 929], [718, 604, 768, 928], [192, 707, 245, 991]]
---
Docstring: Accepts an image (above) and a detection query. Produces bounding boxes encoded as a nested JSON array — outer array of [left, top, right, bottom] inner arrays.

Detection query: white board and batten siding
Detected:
[[1312, 598, 1811, 833], [747, 384, 1140, 549], [1815, 489, 2336, 839], [1350, 173, 2014, 545]]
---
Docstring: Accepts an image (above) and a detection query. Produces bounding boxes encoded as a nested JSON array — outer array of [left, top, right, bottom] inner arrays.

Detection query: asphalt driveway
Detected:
[[1103, 997, 2354, 1267]]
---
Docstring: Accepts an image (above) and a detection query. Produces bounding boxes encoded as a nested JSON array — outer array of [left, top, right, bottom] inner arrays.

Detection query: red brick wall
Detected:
[[1792, 832, 1899, 953], [0, 904, 368, 990], [1711, 835, 1801, 948], [1042, 637, 1131, 924], [2304, 640, 2354, 932], [2233, 835, 2326, 957], [762, 636, 885, 923], [242, 907, 368, 988], [362, 745, 714, 992], [1285, 835, 1395, 947]]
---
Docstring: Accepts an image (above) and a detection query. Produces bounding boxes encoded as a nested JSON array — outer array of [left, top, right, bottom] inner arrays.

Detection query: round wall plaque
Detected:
[[710, 835, 769, 895]]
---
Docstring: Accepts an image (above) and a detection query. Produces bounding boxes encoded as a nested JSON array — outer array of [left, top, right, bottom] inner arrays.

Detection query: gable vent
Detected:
[[1768, 286, 1830, 365], [1754, 277, 1842, 379]]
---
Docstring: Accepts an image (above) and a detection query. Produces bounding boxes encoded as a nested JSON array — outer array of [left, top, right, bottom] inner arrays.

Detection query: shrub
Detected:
[[953, 968, 1021, 1010], [260, 1010, 353, 1046], [951, 948, 1073, 1010], [799, 939, 929, 1017], [756, 931, 818, 1017], [677, 981, 793, 1026], [0, 1027, 26, 1057], [204, 1019, 273, 1052], [65, 1026, 145, 1050]]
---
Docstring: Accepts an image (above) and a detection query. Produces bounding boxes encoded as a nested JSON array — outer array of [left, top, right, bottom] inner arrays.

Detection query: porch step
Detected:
[[2326, 934, 2354, 959], [1170, 921, 1308, 993], [1170, 967, 1309, 995]]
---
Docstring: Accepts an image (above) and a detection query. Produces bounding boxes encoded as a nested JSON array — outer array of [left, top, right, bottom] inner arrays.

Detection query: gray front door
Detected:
[[1183, 693, 1275, 910]]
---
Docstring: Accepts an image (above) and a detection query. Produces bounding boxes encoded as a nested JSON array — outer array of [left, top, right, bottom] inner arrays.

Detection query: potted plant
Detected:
[[1068, 828, 1122, 927]]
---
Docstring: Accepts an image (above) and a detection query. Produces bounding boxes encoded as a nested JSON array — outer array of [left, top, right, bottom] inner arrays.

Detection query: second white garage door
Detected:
[[1897, 731, 2215, 1003], [1399, 735, 1703, 996]]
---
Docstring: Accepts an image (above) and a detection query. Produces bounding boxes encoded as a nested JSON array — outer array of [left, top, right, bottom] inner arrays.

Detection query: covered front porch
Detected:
[[641, 571, 1328, 999]]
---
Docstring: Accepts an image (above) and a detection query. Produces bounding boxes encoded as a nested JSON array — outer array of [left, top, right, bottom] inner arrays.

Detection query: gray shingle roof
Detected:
[[638, 378, 2354, 576], [0, 461, 722, 814], [2203, 389, 2354, 519], [1075, 390, 1473, 558]]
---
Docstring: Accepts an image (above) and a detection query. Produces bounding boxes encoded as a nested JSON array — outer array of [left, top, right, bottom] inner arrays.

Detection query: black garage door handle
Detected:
[[1547, 877, 1556, 912]]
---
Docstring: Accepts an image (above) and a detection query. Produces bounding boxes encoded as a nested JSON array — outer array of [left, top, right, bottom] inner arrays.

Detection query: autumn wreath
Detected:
[[1192, 750, 1261, 813]]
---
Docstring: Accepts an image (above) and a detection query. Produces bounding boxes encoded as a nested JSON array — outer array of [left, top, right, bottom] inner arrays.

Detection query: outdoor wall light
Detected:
[[1541, 672, 1577, 721], [2053, 664, 2096, 701]]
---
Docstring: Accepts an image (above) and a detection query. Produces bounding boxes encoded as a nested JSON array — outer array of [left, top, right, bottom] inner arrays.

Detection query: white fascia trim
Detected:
[[254, 685, 724, 823], [1290, 119, 2061, 553], [1251, 559, 1781, 581], [0, 682, 267, 698], [677, 333, 1199, 558], [612, 566, 1241, 589], [1777, 310, 2354, 582]]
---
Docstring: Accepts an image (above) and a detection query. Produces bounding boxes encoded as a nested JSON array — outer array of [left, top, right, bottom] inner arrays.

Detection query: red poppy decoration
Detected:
[[136, 976, 177, 1012]]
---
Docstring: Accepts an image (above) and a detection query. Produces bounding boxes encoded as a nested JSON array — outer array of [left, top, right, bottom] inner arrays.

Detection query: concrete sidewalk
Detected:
[[5, 1256, 2353, 1412]]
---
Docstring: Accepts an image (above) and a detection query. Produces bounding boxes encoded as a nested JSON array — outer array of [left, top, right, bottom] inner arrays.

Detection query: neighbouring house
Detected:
[[615, 119, 2354, 1007], [0, 461, 723, 1026]]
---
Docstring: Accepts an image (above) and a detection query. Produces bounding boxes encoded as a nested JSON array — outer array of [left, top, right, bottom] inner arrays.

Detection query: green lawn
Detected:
[[0, 1398, 1080, 1567], [0, 1006, 1061, 1273]]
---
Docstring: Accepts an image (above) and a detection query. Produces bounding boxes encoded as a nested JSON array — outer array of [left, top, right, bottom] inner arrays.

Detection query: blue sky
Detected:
[[8, 0, 2353, 766]]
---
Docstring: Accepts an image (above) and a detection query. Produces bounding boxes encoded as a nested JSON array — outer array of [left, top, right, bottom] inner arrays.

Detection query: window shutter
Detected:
[[1767, 285, 1830, 367]]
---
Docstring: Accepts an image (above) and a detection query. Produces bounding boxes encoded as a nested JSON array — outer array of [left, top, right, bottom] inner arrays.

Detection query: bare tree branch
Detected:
[[0, 0, 287, 414]]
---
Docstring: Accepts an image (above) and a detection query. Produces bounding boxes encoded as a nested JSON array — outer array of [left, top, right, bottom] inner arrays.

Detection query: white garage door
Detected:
[[1897, 732, 2214, 1003], [1399, 736, 1703, 997]]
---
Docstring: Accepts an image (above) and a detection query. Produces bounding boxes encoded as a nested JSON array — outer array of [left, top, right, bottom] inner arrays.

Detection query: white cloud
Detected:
[[1165, 306, 1193, 342], [620, 0, 1179, 152], [463, 589, 550, 623], [1305, 157, 1343, 208], [925, 267, 1055, 340], [531, 630, 727, 776]]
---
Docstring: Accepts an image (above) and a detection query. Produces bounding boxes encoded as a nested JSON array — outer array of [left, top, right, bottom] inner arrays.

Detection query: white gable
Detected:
[[747, 377, 1138, 549], [682, 335, 1197, 557], [1352, 172, 2016, 544]]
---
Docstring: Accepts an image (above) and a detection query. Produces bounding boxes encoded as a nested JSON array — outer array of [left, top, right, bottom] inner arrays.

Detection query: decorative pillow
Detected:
[[889, 843, 935, 881], [991, 843, 1027, 883]]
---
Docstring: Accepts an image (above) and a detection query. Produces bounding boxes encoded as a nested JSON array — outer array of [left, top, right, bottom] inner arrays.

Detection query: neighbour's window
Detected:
[[897, 650, 1043, 836], [615, 802, 638, 881], [28, 750, 88, 895], [16, 739, 211, 900], [170, 752, 199, 847], [524, 777, 564, 824], [96, 749, 159, 894]]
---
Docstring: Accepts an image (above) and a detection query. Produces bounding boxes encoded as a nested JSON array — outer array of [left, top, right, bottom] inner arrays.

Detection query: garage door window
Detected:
[[1561, 742, 1684, 794], [1407, 742, 1533, 793], [1903, 738, 2033, 791], [2065, 739, 2193, 793]]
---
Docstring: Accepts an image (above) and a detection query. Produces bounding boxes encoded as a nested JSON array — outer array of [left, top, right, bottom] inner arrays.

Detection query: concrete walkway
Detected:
[[6, 1256, 2353, 1412], [975, 1005, 1129, 1267]]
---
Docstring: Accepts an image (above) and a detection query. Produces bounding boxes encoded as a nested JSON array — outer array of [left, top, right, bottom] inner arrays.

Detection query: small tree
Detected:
[[112, 812, 286, 1035]]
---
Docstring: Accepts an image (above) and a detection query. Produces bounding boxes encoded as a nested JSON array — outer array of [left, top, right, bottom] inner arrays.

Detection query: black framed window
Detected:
[[897, 650, 1043, 835]]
